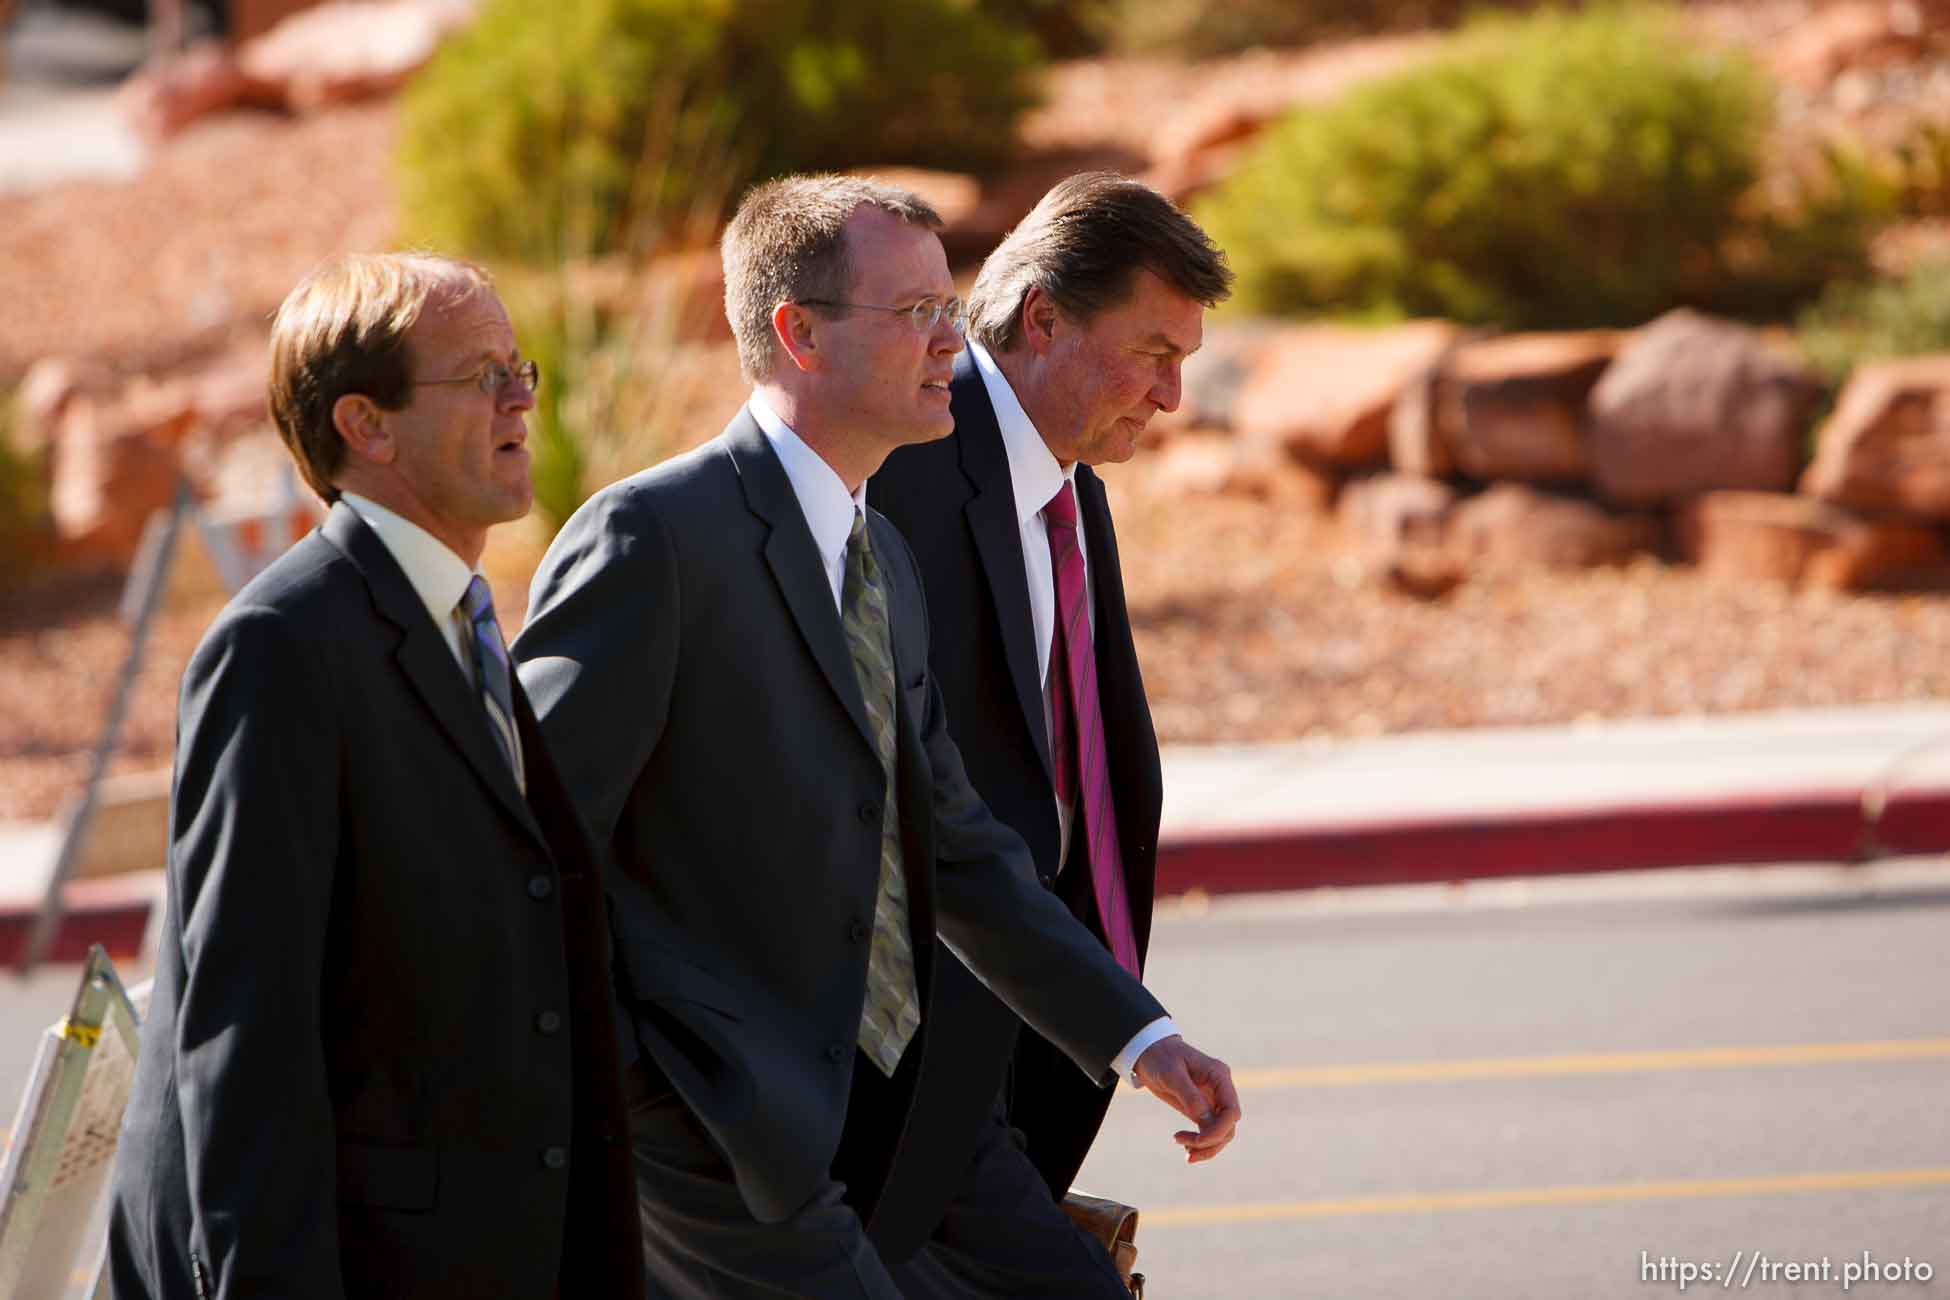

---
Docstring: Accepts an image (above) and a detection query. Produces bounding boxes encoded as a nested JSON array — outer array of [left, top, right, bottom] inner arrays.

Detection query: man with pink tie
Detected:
[[868, 172, 1235, 1297]]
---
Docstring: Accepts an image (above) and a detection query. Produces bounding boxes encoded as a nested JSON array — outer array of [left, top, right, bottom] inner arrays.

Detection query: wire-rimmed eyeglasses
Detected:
[[414, 359, 541, 398], [800, 297, 969, 335]]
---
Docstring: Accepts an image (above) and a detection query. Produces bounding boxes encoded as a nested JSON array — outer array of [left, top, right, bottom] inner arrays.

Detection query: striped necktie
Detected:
[[1042, 481, 1140, 976], [840, 510, 921, 1076], [459, 575, 524, 791]]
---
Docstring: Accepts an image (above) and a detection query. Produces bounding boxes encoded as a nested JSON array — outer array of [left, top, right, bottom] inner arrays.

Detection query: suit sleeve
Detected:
[[512, 484, 679, 848], [887, 528, 1166, 1086], [169, 605, 346, 1299]]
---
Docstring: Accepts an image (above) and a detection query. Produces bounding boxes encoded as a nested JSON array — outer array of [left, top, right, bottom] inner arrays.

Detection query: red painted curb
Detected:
[[0, 873, 161, 966], [7, 788, 1947, 954], [1155, 786, 1950, 896]]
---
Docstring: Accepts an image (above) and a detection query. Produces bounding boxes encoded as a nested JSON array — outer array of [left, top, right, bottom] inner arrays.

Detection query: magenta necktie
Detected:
[[1042, 481, 1141, 977]]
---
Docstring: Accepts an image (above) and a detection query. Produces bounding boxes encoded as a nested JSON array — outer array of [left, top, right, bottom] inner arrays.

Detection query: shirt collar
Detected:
[[749, 391, 868, 568], [339, 492, 478, 626], [968, 340, 1075, 528]]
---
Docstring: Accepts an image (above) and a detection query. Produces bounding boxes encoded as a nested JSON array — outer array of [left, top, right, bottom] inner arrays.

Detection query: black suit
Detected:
[[866, 350, 1163, 1254], [513, 410, 1163, 1293], [107, 504, 642, 1300]]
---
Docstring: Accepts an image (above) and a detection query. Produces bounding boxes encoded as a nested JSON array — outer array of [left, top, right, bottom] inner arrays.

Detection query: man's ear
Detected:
[[1019, 285, 1060, 358], [332, 393, 397, 467], [772, 301, 823, 374]]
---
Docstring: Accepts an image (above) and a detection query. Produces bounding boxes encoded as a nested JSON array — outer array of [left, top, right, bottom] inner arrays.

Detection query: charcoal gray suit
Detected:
[[106, 503, 642, 1300], [866, 347, 1163, 1292], [514, 408, 1163, 1294]]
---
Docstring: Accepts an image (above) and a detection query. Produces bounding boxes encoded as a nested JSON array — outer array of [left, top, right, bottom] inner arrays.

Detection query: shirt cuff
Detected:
[[1111, 1017, 1180, 1086]]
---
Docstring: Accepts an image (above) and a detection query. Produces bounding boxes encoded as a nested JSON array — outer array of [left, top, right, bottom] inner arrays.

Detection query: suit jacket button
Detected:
[[857, 801, 879, 824], [541, 1146, 567, 1170], [825, 1044, 846, 1063], [535, 1011, 562, 1035], [527, 875, 553, 900], [848, 920, 870, 942], [1038, 873, 1054, 889]]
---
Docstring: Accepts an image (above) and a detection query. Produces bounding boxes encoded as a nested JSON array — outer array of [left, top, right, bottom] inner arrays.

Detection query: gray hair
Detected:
[[968, 172, 1232, 354]]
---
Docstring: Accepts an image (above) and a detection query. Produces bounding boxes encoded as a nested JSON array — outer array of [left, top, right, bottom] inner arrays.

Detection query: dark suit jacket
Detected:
[[106, 504, 642, 1300], [866, 350, 1164, 1243], [512, 409, 1163, 1235]]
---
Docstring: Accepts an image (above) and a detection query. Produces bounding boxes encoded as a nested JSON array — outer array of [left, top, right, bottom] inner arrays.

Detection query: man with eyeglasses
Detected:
[[108, 253, 643, 1300], [513, 173, 1241, 1298]]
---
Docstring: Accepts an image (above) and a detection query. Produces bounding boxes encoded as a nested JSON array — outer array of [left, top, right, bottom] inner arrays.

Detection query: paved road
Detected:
[[3, 863, 1944, 1297], [1078, 861, 1950, 1298]]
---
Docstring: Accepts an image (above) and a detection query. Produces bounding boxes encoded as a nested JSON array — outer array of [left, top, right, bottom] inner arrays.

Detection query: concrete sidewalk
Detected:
[[7, 703, 1950, 963], [1156, 702, 1950, 894]]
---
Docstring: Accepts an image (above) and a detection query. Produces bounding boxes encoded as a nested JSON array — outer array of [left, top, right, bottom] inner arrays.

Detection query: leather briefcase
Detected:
[[1061, 1190, 1146, 1296]]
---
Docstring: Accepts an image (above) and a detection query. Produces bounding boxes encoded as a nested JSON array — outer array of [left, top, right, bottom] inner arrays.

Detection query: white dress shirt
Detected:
[[340, 492, 524, 786], [750, 393, 866, 613], [758, 372, 1179, 1084], [967, 340, 1093, 874]]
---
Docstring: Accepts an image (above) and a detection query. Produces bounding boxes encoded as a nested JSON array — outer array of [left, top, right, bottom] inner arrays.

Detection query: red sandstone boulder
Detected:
[[231, 0, 330, 43], [1337, 472, 1457, 555], [850, 168, 981, 230], [50, 391, 197, 563], [1676, 490, 1945, 591], [239, 1, 475, 112], [1800, 356, 1950, 519], [1763, 1, 1929, 91], [1412, 331, 1621, 484], [117, 42, 275, 142], [119, 1, 474, 138], [1449, 483, 1662, 571], [1152, 321, 1282, 435], [1587, 310, 1823, 507], [1385, 341, 1460, 480], [14, 357, 119, 457], [1149, 436, 1337, 508], [1147, 437, 1234, 497], [1235, 322, 1462, 468]]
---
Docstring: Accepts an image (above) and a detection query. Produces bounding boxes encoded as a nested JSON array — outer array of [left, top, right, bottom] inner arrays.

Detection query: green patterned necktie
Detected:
[[841, 510, 921, 1076]]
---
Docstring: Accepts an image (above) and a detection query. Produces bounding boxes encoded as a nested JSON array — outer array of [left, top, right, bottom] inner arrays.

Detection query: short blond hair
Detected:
[[268, 252, 494, 501], [720, 174, 942, 384]]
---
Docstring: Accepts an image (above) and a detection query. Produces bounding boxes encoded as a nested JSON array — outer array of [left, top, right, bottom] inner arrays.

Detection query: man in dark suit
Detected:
[[106, 254, 642, 1300], [867, 173, 1233, 1298], [512, 174, 1240, 1299]]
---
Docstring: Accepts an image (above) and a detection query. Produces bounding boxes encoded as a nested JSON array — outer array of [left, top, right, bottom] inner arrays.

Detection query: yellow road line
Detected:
[[1146, 1167, 1950, 1227], [1235, 1038, 1950, 1090]]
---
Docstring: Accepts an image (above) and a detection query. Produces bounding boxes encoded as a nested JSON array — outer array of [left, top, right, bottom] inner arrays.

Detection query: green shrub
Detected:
[[977, 0, 1111, 56], [1108, 0, 1541, 58], [398, 0, 1042, 264], [1797, 259, 1950, 385], [1884, 117, 1950, 219], [1708, 137, 1895, 322], [502, 267, 693, 531], [1195, 6, 1887, 330]]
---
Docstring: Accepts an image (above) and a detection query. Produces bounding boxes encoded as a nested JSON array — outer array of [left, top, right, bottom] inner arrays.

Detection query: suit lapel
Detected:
[[723, 411, 878, 756], [949, 356, 1055, 788], [321, 503, 549, 851], [1076, 467, 1127, 681]]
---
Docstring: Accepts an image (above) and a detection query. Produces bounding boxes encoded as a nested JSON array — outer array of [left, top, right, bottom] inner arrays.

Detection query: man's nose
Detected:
[[1152, 360, 1184, 413], [931, 317, 966, 356], [501, 379, 537, 413]]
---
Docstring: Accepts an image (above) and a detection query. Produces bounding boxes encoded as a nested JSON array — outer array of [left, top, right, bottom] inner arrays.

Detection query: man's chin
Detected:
[[907, 411, 957, 444], [493, 487, 536, 525]]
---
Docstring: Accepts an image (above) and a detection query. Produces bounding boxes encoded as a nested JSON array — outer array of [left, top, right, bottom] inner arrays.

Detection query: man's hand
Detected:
[[1132, 1034, 1241, 1163]]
